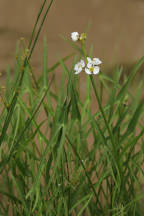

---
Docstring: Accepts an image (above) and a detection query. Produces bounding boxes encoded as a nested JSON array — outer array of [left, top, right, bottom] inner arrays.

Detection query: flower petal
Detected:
[[71, 32, 79, 42], [74, 64, 79, 71], [87, 62, 92, 68], [75, 71, 81, 74], [80, 59, 85, 67], [93, 58, 102, 65], [85, 68, 92, 74], [87, 57, 92, 63], [93, 66, 100, 74]]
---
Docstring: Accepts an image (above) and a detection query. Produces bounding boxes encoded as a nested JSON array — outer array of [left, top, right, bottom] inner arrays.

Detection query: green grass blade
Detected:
[[117, 57, 144, 101], [28, 0, 48, 49], [28, 0, 54, 60]]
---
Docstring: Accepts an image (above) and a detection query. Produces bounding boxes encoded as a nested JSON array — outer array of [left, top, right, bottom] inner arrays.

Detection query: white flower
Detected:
[[71, 32, 79, 42], [87, 57, 102, 66], [74, 59, 85, 74], [85, 57, 102, 75]]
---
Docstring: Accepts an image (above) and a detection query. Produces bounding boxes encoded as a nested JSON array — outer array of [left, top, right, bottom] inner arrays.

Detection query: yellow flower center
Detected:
[[90, 67, 94, 72]]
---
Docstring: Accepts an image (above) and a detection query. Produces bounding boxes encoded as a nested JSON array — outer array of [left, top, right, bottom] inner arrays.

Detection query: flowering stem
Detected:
[[80, 40, 91, 112], [80, 40, 87, 62], [90, 76, 116, 151], [90, 76, 122, 197], [100, 79, 103, 103]]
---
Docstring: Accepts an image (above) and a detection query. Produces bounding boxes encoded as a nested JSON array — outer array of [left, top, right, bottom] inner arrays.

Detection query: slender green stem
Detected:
[[0, 0, 54, 147], [80, 40, 87, 61], [28, 0, 48, 50], [28, 0, 54, 60], [90, 76, 115, 149], [66, 135, 104, 212], [0, 58, 27, 146]]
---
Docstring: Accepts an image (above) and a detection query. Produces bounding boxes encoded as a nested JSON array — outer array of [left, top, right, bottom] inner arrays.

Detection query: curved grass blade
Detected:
[[28, 0, 48, 50], [47, 52, 75, 73], [28, 0, 54, 60], [117, 57, 144, 101], [66, 135, 104, 212], [0, 0, 54, 147]]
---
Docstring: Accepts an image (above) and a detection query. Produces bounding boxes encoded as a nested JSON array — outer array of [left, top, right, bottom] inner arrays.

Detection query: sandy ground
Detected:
[[0, 0, 144, 76]]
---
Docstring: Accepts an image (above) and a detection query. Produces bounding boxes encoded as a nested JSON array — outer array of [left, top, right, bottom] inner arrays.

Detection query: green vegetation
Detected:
[[0, 0, 144, 215]]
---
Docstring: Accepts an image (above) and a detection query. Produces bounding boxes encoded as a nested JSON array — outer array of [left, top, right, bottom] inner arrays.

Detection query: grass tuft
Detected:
[[0, 1, 144, 215]]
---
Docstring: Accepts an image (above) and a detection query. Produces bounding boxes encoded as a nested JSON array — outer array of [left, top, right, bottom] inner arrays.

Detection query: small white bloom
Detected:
[[74, 59, 85, 74], [71, 32, 79, 42], [93, 58, 102, 65], [87, 57, 102, 66], [85, 57, 102, 75]]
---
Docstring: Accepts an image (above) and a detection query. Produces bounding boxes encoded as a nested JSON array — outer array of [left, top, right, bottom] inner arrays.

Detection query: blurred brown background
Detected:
[[0, 0, 144, 74]]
